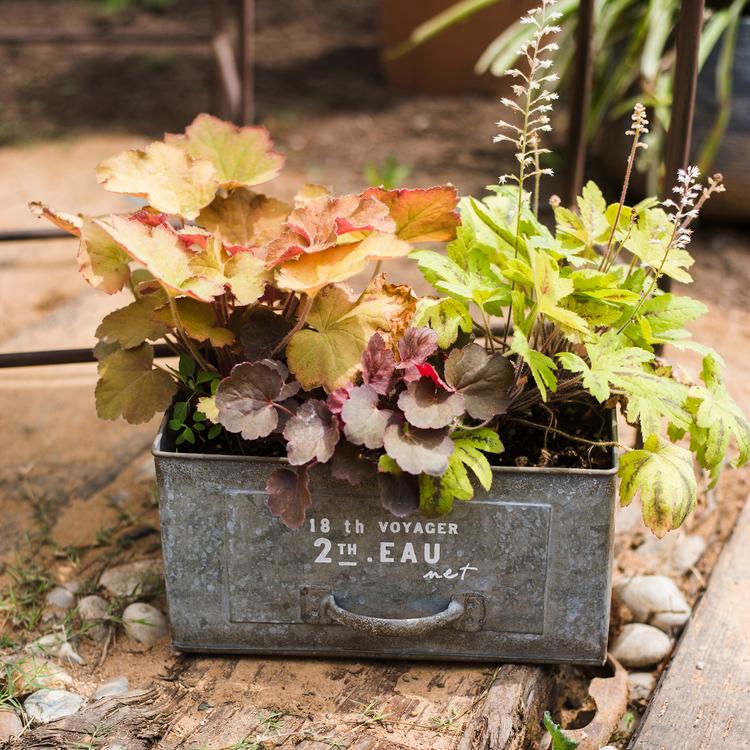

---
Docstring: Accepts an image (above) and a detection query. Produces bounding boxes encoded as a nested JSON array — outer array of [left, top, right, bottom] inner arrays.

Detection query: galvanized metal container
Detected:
[[153, 418, 617, 664]]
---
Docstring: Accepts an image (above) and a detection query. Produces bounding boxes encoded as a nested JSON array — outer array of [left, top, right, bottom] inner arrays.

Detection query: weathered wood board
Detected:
[[631, 495, 750, 749]]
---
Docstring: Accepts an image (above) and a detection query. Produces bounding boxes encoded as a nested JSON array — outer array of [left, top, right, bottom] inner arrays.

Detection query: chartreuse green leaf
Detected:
[[624, 208, 695, 283], [543, 712, 579, 750], [687, 355, 750, 485], [553, 180, 610, 256], [621, 292, 708, 351], [511, 328, 557, 401], [95, 344, 177, 424], [420, 428, 503, 517], [529, 248, 589, 334], [558, 333, 691, 436], [412, 297, 472, 349], [619, 434, 697, 538]]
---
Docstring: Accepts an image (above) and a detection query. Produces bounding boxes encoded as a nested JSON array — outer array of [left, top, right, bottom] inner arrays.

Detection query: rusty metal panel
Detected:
[[153, 422, 617, 664]]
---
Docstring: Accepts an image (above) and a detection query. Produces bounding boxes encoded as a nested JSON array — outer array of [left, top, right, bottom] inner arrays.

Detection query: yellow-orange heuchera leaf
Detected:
[[286, 280, 415, 392], [368, 274, 417, 345], [266, 194, 396, 267], [362, 186, 459, 242], [165, 114, 284, 190], [185, 235, 270, 306], [294, 183, 331, 206], [275, 231, 412, 295], [96, 141, 219, 220], [196, 187, 290, 247], [30, 202, 131, 294], [95, 215, 224, 301]]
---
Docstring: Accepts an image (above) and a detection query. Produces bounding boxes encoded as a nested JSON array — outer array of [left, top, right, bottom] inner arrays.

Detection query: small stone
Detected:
[[627, 671, 657, 702], [26, 634, 84, 666], [62, 579, 81, 594], [93, 675, 129, 700], [0, 709, 23, 742], [78, 595, 110, 642], [46, 586, 76, 610], [122, 602, 168, 646], [614, 575, 691, 633], [24, 689, 84, 723], [599, 747, 619, 750], [634, 533, 706, 576], [99, 560, 163, 598], [610, 623, 673, 668]]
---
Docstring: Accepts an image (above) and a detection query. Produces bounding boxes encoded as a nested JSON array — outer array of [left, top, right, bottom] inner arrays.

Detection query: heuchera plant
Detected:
[[34, 1, 748, 537]]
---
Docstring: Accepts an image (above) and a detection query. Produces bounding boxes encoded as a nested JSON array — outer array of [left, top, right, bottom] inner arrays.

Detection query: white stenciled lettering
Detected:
[[442, 568, 458, 579], [413, 522, 424, 534], [400, 542, 417, 563], [378, 521, 388, 533], [424, 543, 440, 564], [422, 562, 478, 580], [448, 523, 458, 535], [424, 522, 435, 534], [313, 537, 332, 564], [380, 541, 395, 562]]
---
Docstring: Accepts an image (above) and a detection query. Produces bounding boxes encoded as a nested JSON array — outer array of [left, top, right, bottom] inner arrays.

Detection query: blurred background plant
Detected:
[[391, 0, 749, 198]]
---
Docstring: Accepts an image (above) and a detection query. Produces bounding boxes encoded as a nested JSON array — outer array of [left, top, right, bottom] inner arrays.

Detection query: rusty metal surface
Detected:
[[153, 423, 617, 664]]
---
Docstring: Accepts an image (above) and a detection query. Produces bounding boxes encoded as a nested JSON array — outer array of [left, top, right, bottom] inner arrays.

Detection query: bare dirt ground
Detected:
[[1, 1, 749, 748]]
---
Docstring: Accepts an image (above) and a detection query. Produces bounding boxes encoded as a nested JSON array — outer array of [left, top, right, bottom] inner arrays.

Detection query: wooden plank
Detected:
[[631, 495, 750, 749]]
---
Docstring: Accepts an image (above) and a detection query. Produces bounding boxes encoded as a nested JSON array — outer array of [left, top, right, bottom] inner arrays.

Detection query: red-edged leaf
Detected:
[[266, 466, 311, 529], [283, 399, 340, 465], [397, 327, 439, 381], [266, 194, 395, 266], [362, 333, 396, 395], [362, 186, 459, 242], [326, 387, 351, 415]]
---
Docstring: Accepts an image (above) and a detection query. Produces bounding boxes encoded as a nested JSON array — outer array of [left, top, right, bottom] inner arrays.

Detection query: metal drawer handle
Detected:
[[321, 594, 465, 637]]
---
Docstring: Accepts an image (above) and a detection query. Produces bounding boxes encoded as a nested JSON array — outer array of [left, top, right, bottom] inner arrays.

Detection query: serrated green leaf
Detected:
[[619, 434, 697, 537], [412, 297, 473, 349], [530, 248, 589, 333], [687, 355, 750, 484], [510, 328, 557, 401], [543, 712, 579, 750]]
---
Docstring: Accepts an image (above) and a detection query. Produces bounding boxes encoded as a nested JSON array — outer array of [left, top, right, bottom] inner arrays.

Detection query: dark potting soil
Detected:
[[163, 398, 614, 471]]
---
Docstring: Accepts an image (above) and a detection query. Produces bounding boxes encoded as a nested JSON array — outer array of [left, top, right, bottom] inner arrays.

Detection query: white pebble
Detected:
[[24, 689, 84, 723], [627, 671, 657, 702], [99, 560, 163, 597], [93, 675, 129, 700], [614, 575, 691, 632], [610, 623, 673, 668], [122, 602, 168, 646], [635, 533, 706, 576], [45, 586, 75, 610], [78, 595, 110, 642]]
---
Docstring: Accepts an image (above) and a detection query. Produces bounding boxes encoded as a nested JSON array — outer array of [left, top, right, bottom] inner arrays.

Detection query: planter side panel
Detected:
[[156, 449, 616, 664]]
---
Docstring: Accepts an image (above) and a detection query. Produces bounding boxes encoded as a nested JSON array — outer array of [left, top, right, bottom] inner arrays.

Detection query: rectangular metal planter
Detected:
[[153, 418, 618, 664]]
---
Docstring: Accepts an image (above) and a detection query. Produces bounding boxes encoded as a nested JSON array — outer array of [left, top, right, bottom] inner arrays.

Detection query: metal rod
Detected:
[[0, 344, 174, 369], [565, 0, 595, 206], [662, 0, 705, 293], [0, 30, 210, 45], [0, 228, 70, 242], [239, 0, 255, 124]]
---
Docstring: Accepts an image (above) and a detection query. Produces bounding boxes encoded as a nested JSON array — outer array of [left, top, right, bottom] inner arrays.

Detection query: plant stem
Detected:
[[167, 295, 216, 372], [271, 293, 312, 357], [479, 307, 496, 352], [507, 416, 623, 448]]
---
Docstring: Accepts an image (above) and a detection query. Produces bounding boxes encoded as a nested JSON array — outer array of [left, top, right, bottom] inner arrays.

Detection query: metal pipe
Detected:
[[0, 228, 70, 242], [0, 344, 174, 369]]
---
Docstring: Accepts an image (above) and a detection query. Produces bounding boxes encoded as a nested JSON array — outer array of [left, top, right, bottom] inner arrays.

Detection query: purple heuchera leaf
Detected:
[[361, 333, 395, 395], [397, 327, 438, 381], [397, 377, 465, 429], [341, 385, 393, 449], [283, 399, 340, 465], [444, 343, 514, 419], [383, 423, 454, 476], [326, 387, 350, 415], [215, 359, 299, 440], [266, 466, 311, 529], [331, 442, 375, 486], [378, 472, 420, 518]]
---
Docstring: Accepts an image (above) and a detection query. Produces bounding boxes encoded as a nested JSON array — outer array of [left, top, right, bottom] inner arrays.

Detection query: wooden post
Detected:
[[239, 0, 255, 124], [661, 0, 705, 292], [565, 0, 595, 206], [211, 0, 241, 122]]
